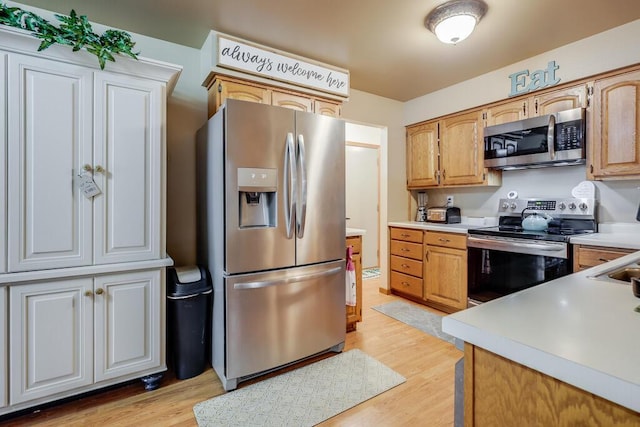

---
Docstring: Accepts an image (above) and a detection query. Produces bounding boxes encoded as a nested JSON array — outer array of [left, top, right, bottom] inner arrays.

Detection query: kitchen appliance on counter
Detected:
[[416, 192, 428, 222], [426, 206, 461, 224], [467, 197, 596, 306], [484, 107, 586, 170], [196, 99, 346, 391]]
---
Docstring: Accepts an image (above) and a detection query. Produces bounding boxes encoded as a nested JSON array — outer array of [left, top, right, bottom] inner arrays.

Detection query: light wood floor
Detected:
[[0, 278, 462, 426]]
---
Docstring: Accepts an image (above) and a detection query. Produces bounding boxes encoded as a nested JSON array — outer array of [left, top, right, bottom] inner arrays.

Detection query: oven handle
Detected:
[[467, 236, 567, 258]]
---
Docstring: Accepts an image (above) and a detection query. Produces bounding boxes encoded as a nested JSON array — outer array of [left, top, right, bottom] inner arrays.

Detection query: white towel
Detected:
[[346, 246, 356, 306]]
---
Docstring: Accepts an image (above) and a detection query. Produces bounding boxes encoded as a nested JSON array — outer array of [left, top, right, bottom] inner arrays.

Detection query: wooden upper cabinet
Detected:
[[406, 122, 439, 188], [440, 109, 485, 186], [206, 74, 342, 117], [485, 98, 527, 126], [484, 84, 587, 127], [208, 77, 270, 117], [589, 70, 640, 179], [314, 100, 341, 117], [532, 83, 587, 116], [272, 90, 313, 112]]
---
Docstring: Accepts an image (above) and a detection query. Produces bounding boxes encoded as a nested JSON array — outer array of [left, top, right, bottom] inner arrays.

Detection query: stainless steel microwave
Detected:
[[483, 107, 586, 170]]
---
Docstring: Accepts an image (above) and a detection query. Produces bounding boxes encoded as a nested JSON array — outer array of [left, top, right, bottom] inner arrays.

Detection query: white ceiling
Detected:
[[11, 0, 640, 101]]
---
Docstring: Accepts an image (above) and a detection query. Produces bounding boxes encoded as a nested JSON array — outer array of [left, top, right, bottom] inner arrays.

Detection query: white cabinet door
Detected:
[[7, 54, 93, 272], [0, 52, 6, 274], [94, 270, 162, 382], [93, 73, 162, 264], [0, 287, 6, 408], [9, 278, 93, 404]]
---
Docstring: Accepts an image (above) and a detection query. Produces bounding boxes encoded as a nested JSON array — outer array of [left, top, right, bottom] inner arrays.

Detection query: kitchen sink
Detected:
[[607, 267, 640, 282], [589, 261, 640, 284]]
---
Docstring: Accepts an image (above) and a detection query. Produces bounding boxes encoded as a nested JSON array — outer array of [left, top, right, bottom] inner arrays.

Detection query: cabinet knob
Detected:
[[95, 165, 105, 174], [401, 264, 410, 269], [83, 164, 93, 173], [84, 290, 93, 297], [95, 288, 104, 295]]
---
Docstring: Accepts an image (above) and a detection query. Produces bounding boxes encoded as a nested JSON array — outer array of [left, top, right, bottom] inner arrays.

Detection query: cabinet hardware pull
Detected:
[[95, 165, 105, 174], [401, 282, 409, 286], [400, 233, 410, 237], [84, 291, 93, 297], [598, 258, 609, 262], [400, 248, 409, 252], [95, 288, 104, 295], [438, 238, 450, 243], [83, 164, 93, 173], [401, 264, 410, 268]]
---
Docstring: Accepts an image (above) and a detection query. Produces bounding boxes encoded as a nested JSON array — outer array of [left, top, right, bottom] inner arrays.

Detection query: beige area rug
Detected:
[[193, 349, 406, 426]]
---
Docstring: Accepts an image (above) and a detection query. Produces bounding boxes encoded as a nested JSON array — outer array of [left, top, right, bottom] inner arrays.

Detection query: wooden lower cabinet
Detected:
[[7, 270, 163, 409], [389, 227, 424, 299], [464, 344, 640, 426], [389, 227, 467, 312], [424, 231, 467, 312], [573, 244, 635, 271], [346, 235, 363, 332]]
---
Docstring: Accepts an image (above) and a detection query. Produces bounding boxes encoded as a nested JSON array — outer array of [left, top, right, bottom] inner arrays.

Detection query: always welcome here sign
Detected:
[[216, 35, 350, 97]]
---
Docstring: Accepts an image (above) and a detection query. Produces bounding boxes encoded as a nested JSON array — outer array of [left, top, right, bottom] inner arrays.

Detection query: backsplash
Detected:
[[414, 166, 640, 224]]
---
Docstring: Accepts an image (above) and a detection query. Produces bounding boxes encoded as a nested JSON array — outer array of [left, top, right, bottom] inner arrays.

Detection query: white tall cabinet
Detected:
[[0, 26, 181, 415]]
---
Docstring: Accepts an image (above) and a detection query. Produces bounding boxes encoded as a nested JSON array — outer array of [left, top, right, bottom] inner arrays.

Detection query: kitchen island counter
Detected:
[[443, 250, 640, 415]]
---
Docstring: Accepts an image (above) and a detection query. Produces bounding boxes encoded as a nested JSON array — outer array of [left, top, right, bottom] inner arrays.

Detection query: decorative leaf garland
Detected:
[[0, 2, 138, 69]]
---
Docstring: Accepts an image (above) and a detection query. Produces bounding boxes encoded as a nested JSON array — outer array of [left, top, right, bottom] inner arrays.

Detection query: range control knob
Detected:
[[558, 202, 566, 210], [510, 203, 518, 210], [578, 202, 588, 211], [501, 202, 510, 210], [568, 202, 577, 210]]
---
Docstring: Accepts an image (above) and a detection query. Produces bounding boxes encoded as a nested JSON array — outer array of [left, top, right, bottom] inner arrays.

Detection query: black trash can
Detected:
[[167, 265, 212, 380]]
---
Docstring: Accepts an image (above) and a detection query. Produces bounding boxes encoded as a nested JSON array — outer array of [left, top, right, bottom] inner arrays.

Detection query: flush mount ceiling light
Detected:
[[425, 0, 488, 44]]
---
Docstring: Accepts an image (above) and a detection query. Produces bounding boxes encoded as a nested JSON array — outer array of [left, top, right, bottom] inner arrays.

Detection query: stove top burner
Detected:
[[469, 197, 597, 242], [469, 224, 595, 243]]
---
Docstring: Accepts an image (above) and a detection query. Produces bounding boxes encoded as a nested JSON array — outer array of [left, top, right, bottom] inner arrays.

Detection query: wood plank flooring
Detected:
[[0, 278, 462, 426]]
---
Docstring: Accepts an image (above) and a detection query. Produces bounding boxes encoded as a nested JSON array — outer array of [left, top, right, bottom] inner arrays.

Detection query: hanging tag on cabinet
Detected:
[[75, 172, 101, 198]]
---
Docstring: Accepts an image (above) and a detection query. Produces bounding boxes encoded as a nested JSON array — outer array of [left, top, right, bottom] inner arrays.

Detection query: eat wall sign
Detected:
[[508, 60, 560, 97]]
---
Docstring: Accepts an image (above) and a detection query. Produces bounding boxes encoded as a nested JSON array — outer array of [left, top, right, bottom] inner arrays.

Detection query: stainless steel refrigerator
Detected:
[[196, 99, 346, 391]]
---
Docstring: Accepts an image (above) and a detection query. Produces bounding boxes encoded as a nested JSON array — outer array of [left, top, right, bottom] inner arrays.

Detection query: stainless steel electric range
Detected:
[[467, 197, 597, 306]]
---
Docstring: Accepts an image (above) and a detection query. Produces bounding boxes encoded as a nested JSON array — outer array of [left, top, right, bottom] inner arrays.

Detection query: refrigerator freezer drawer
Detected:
[[224, 260, 345, 380]]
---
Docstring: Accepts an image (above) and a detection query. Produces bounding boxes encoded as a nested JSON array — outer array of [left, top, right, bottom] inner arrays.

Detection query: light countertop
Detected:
[[388, 218, 496, 234], [570, 222, 640, 250], [443, 251, 640, 412], [346, 227, 366, 237]]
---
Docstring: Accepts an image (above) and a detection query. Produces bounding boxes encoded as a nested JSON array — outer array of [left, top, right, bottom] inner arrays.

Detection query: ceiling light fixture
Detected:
[[425, 0, 488, 44]]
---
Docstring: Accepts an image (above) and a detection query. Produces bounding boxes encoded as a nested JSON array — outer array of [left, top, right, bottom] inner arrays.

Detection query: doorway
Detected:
[[345, 142, 380, 269]]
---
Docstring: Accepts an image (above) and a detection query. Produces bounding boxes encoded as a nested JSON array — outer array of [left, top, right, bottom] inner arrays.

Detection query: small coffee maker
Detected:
[[416, 192, 427, 222]]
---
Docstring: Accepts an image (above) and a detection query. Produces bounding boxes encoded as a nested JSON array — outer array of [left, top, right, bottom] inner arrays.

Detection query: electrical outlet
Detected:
[[446, 195, 454, 207]]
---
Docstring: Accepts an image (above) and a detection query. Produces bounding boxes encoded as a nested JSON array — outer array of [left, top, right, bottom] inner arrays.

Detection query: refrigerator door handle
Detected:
[[296, 134, 307, 238], [284, 132, 297, 239], [234, 266, 342, 290]]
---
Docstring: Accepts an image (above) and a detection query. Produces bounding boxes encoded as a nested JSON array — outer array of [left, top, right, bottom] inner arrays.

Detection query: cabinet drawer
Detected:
[[390, 255, 423, 278], [346, 236, 362, 254], [576, 245, 634, 268], [390, 240, 423, 260], [390, 271, 423, 298], [390, 228, 423, 243], [425, 231, 467, 250]]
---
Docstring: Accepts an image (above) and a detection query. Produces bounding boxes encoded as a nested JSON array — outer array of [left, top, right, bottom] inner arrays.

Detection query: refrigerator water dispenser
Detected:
[[238, 168, 276, 228]]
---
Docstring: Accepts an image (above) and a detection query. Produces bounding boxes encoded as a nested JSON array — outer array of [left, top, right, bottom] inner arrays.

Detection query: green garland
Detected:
[[0, 2, 138, 69]]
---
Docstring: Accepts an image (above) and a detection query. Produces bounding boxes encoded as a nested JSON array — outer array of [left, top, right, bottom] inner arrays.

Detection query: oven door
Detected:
[[467, 236, 570, 306]]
